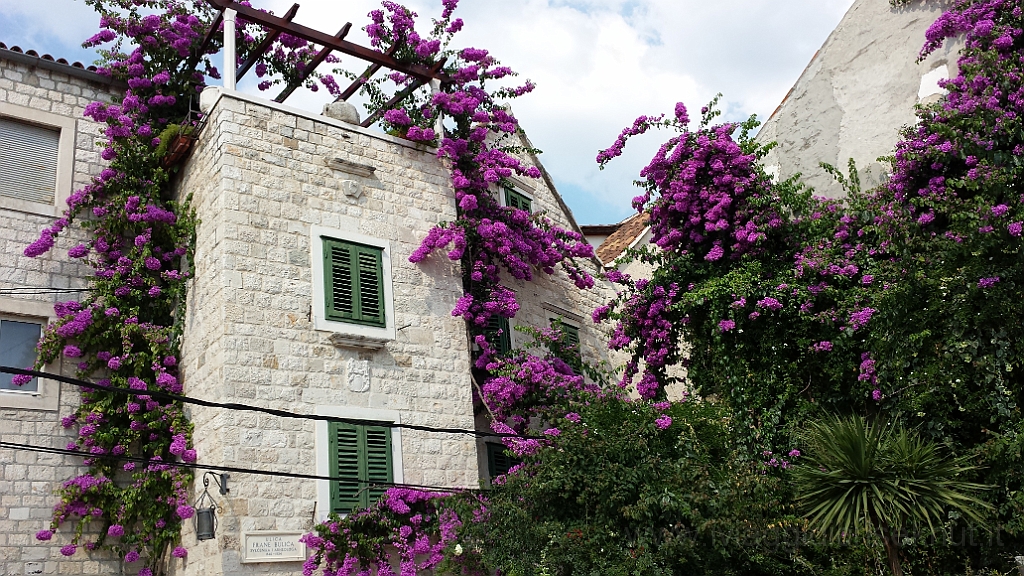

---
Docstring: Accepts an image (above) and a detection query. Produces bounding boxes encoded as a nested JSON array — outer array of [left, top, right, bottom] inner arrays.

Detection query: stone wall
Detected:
[[0, 56, 123, 576], [173, 90, 476, 575], [0, 58, 617, 573], [757, 0, 960, 197]]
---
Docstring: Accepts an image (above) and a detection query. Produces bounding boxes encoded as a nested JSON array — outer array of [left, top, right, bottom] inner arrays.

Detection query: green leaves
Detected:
[[794, 414, 991, 542]]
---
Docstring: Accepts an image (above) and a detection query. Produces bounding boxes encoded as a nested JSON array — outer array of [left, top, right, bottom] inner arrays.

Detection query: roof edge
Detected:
[[0, 45, 126, 89]]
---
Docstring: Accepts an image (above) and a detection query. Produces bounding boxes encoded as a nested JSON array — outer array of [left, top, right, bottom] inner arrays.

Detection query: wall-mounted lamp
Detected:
[[194, 472, 229, 541]]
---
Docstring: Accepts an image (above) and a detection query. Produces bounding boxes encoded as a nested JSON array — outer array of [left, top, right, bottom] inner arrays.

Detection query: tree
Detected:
[[793, 415, 990, 576]]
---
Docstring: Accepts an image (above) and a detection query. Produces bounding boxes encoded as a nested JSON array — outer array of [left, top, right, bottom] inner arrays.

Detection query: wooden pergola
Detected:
[[195, 0, 449, 128]]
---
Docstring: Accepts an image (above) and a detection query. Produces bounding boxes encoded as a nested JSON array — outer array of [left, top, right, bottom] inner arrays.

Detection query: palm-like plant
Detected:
[[793, 414, 991, 576]]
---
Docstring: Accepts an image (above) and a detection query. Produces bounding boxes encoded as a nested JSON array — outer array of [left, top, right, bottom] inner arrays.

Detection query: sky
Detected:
[[0, 0, 856, 225]]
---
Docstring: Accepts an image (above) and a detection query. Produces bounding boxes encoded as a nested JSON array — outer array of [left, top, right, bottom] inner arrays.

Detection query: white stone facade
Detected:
[[167, 89, 612, 575], [0, 51, 125, 576], [757, 0, 961, 197], [0, 44, 615, 574]]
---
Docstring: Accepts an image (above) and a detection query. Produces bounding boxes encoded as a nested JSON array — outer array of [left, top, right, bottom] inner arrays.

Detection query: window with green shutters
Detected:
[[550, 318, 582, 372], [486, 442, 521, 478], [504, 186, 532, 213], [328, 422, 393, 514], [322, 237, 386, 327], [483, 315, 512, 355], [562, 324, 580, 349]]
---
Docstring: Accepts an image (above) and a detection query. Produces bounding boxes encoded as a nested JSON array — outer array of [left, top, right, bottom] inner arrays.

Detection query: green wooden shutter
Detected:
[[322, 238, 386, 328], [487, 443, 521, 478], [355, 246, 385, 327], [563, 324, 580, 348], [324, 239, 355, 322], [329, 422, 363, 513], [329, 422, 393, 513], [484, 315, 512, 355], [504, 187, 532, 213], [363, 426, 392, 508]]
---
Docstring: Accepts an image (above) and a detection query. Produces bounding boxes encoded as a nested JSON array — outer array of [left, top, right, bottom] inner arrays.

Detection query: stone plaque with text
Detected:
[[241, 531, 306, 563]]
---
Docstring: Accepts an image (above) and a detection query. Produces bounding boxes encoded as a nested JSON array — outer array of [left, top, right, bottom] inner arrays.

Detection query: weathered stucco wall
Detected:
[[0, 54, 124, 576], [757, 0, 960, 197]]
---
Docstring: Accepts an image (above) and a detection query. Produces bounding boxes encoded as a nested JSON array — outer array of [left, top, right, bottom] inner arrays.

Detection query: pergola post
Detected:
[[223, 8, 237, 90]]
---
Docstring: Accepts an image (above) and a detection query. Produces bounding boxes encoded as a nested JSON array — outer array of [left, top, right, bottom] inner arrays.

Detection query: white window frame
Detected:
[[310, 225, 396, 347], [498, 178, 535, 212], [0, 102, 76, 217], [314, 405, 404, 521], [0, 298, 59, 411]]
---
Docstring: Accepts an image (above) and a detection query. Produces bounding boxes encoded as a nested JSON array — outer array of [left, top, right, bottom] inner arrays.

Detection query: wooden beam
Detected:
[[335, 45, 397, 102], [337, 63, 383, 101], [359, 79, 426, 128], [359, 57, 447, 128], [236, 2, 299, 81], [273, 23, 351, 103], [207, 0, 448, 82]]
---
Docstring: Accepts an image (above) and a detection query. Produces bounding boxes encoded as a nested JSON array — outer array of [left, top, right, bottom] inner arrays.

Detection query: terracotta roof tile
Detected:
[[0, 42, 98, 71], [595, 212, 649, 264]]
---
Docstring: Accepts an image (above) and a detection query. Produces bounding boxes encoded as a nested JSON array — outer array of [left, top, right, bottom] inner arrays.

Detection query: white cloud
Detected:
[[0, 0, 856, 223]]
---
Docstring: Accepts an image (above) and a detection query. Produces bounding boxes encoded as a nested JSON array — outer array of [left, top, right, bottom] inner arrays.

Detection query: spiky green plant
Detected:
[[793, 415, 991, 576]]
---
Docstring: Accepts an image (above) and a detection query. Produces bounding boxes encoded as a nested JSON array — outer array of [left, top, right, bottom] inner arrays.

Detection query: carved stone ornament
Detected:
[[340, 179, 362, 199]]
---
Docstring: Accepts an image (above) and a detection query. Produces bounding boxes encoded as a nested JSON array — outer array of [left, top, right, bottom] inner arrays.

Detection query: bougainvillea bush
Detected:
[[596, 0, 1024, 570]]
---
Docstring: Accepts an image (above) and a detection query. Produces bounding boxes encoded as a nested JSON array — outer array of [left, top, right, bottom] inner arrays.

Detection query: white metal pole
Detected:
[[223, 9, 237, 90], [430, 79, 443, 139]]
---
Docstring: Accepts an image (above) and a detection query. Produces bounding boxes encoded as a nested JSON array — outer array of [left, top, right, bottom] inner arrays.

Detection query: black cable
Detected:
[[0, 439, 484, 494], [0, 366, 535, 439], [0, 288, 92, 295]]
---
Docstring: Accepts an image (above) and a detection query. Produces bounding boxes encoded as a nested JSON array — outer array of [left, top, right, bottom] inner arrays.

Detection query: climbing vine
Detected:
[[19, 0, 348, 572]]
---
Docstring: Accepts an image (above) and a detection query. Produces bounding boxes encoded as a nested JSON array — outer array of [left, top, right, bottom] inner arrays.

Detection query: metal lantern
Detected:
[[194, 504, 217, 541], [193, 472, 229, 541]]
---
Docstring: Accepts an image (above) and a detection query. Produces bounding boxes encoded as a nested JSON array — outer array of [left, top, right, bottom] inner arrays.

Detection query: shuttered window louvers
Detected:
[[0, 118, 60, 205], [487, 443, 521, 478], [484, 315, 512, 355], [327, 243, 355, 320], [329, 423, 363, 513], [356, 248, 385, 327], [563, 324, 580, 348], [323, 238, 386, 327], [328, 422, 393, 513], [363, 426, 392, 507], [504, 187, 532, 213]]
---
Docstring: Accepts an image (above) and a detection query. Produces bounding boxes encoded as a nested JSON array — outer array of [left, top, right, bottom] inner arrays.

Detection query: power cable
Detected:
[[0, 366, 535, 439], [0, 287, 91, 295], [0, 439, 484, 494]]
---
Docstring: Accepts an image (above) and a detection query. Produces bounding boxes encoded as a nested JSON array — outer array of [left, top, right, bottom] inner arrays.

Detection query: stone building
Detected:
[[0, 45, 611, 576], [756, 0, 961, 196], [173, 86, 611, 575], [0, 43, 127, 576]]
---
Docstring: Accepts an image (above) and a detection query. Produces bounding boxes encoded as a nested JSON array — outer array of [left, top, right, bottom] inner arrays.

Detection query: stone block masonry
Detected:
[[0, 56, 124, 576], [172, 90, 476, 576]]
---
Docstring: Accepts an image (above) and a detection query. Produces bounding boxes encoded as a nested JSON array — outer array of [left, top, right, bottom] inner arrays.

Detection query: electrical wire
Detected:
[[0, 439, 484, 494], [0, 287, 91, 295], [0, 366, 535, 439]]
